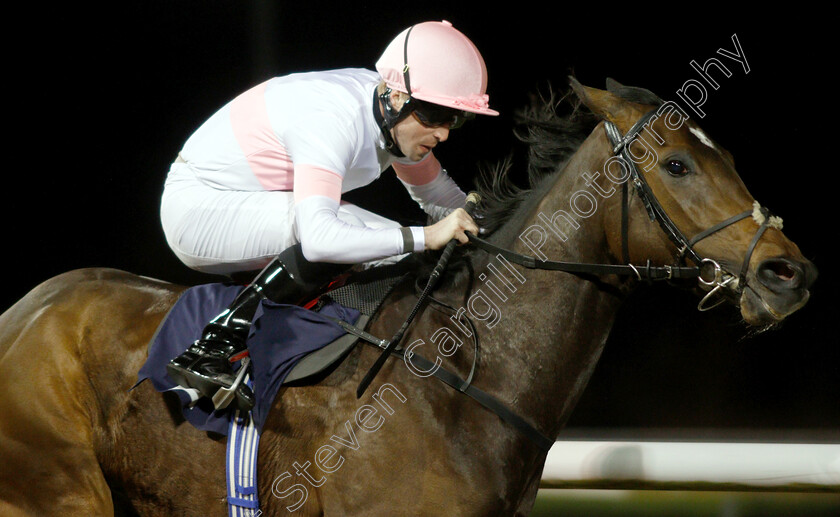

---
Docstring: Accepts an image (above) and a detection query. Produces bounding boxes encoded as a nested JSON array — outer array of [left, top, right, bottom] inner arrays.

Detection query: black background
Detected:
[[9, 3, 836, 438]]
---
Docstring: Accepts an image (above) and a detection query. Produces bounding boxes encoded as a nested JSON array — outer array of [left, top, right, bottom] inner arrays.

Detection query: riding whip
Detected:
[[356, 191, 481, 398]]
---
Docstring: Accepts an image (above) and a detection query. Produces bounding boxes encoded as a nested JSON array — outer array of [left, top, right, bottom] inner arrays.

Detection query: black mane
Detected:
[[473, 86, 598, 236], [472, 78, 661, 236]]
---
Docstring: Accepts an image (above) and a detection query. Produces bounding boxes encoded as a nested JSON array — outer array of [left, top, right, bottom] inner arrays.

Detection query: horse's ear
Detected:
[[568, 76, 636, 125], [605, 77, 664, 106], [605, 77, 624, 91]]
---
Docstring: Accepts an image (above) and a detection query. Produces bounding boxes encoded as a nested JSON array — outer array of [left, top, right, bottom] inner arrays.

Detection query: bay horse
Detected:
[[0, 78, 816, 516]]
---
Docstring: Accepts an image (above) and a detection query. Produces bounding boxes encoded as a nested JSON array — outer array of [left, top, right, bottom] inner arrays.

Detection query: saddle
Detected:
[[135, 258, 411, 436], [282, 262, 409, 384]]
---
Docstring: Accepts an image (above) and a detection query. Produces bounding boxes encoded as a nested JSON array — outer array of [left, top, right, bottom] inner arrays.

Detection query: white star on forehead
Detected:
[[689, 126, 716, 150]]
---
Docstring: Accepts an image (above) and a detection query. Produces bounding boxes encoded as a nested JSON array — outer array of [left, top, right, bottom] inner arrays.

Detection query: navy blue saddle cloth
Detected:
[[135, 282, 360, 436]]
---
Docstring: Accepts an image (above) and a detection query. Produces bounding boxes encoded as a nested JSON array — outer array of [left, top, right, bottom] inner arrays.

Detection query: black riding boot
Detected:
[[166, 244, 348, 412]]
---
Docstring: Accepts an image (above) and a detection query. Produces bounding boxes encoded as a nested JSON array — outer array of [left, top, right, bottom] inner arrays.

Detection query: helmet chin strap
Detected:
[[374, 24, 416, 158], [373, 87, 406, 158]]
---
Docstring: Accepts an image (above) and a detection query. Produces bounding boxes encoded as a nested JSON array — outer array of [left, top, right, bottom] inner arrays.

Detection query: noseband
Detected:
[[469, 109, 780, 310]]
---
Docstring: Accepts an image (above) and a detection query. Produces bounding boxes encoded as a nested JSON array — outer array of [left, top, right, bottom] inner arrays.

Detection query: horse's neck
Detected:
[[471, 130, 627, 439]]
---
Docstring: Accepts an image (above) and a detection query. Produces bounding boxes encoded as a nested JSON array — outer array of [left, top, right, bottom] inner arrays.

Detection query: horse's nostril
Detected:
[[757, 258, 804, 290], [768, 261, 796, 281]]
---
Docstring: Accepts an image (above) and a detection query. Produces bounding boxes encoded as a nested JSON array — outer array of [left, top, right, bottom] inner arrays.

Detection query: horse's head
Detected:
[[569, 77, 816, 327]]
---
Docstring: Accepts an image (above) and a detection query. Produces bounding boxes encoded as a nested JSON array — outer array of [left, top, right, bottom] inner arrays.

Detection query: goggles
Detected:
[[407, 98, 475, 129]]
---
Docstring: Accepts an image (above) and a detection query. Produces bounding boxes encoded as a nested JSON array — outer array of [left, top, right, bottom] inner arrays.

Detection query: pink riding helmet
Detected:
[[375, 20, 499, 116]]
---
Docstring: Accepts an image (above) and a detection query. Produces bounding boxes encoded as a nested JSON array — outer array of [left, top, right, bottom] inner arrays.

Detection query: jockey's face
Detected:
[[392, 111, 451, 162], [388, 90, 450, 162]]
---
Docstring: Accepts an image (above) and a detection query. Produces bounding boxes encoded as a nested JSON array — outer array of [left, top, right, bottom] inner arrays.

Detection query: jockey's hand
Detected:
[[423, 208, 479, 250]]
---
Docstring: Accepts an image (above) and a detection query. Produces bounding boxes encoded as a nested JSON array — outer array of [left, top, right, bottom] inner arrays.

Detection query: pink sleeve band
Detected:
[[293, 165, 343, 204], [393, 153, 441, 186]]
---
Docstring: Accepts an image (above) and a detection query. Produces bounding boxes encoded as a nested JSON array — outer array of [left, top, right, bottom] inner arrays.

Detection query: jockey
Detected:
[[162, 21, 497, 412]]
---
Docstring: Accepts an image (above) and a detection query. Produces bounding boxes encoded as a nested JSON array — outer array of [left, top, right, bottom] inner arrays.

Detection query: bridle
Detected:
[[469, 108, 781, 311], [348, 108, 782, 453]]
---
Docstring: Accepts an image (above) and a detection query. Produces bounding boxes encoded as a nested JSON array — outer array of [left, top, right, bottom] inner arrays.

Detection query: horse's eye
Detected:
[[665, 159, 690, 177]]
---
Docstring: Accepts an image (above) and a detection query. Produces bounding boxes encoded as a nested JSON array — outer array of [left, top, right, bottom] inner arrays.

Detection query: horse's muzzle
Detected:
[[741, 256, 817, 325]]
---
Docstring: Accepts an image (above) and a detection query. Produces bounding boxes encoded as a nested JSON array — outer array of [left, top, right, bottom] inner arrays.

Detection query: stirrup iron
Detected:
[[212, 356, 251, 410]]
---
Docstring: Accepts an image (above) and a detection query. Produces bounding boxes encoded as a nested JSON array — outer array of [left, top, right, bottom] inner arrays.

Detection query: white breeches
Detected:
[[160, 162, 404, 275]]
